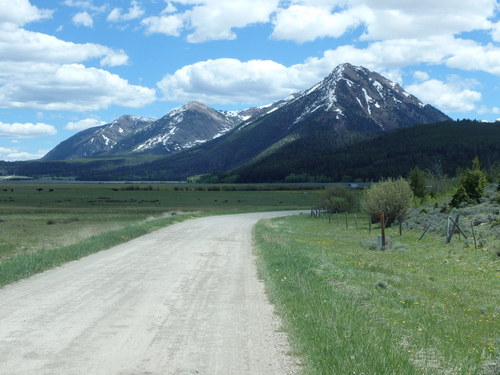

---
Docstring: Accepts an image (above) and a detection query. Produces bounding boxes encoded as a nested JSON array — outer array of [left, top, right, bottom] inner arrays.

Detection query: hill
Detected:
[[231, 120, 500, 182]]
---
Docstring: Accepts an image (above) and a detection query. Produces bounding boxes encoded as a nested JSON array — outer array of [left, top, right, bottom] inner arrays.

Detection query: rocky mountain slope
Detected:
[[43, 115, 156, 160], [43, 102, 255, 160]]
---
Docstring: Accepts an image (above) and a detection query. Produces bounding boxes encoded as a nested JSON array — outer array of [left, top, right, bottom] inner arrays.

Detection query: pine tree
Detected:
[[461, 157, 488, 203], [408, 166, 427, 199]]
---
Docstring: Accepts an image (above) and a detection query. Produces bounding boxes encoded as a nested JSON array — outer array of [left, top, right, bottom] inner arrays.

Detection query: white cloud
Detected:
[[413, 71, 430, 82], [107, 0, 145, 22], [492, 22, 500, 42], [63, 0, 107, 13], [141, 14, 184, 36], [271, 5, 360, 43], [100, 52, 129, 67], [66, 118, 106, 131], [0, 26, 128, 67], [161, 2, 178, 14], [0, 0, 52, 27], [0, 4, 157, 113], [302, 36, 500, 78], [0, 63, 157, 111], [0, 122, 57, 138], [356, 0, 495, 41], [156, 38, 498, 109], [72, 12, 93, 27], [445, 38, 500, 75], [0, 147, 18, 153], [143, 0, 279, 42], [269, 0, 497, 43], [157, 58, 305, 104], [478, 106, 500, 115], [405, 79, 482, 113], [1, 149, 49, 161]]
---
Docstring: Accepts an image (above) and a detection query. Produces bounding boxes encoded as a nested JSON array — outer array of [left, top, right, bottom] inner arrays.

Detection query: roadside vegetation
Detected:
[[255, 166, 499, 374], [0, 182, 318, 288], [255, 212, 498, 374]]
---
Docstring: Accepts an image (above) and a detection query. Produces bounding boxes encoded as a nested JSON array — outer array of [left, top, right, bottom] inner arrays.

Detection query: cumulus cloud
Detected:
[[405, 79, 482, 113], [268, 0, 497, 43], [0, 149, 49, 161], [157, 58, 307, 104], [302, 36, 500, 78], [141, 14, 184, 36], [72, 12, 93, 27], [156, 33, 499, 108], [142, 0, 279, 42], [108, 0, 145, 22], [66, 118, 107, 131], [0, 121, 57, 138], [271, 5, 360, 43], [356, 0, 495, 41], [0, 0, 52, 27], [0, 24, 129, 67], [0, 63, 157, 111], [0, 2, 157, 113]]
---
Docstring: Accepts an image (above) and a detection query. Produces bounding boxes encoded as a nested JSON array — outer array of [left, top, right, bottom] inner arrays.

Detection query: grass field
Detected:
[[254, 214, 499, 375], [0, 182, 318, 287]]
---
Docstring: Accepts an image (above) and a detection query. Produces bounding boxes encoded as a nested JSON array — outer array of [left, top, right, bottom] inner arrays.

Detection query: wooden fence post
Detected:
[[380, 212, 386, 250]]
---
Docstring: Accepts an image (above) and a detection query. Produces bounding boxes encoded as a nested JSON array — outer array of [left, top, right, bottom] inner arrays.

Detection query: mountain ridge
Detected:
[[31, 63, 454, 181]]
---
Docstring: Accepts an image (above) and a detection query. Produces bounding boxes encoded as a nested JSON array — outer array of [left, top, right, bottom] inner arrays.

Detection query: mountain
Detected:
[[43, 115, 156, 160], [4, 120, 499, 182], [85, 63, 449, 180], [281, 63, 448, 133], [43, 102, 254, 160], [25, 63, 453, 180]]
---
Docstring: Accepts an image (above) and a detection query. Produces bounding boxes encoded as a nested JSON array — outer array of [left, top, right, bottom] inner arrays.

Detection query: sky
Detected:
[[0, 0, 499, 161]]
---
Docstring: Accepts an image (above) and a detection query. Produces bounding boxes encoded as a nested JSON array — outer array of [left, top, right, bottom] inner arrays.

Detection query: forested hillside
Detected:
[[231, 120, 500, 182]]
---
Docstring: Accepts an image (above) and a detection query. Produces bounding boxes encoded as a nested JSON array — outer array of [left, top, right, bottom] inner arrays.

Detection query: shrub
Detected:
[[408, 166, 427, 199], [450, 185, 472, 208], [460, 157, 488, 203], [318, 186, 356, 213], [361, 178, 413, 226]]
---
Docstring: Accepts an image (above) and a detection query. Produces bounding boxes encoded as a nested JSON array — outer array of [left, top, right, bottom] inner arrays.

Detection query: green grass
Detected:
[[254, 214, 499, 375], [0, 182, 318, 287]]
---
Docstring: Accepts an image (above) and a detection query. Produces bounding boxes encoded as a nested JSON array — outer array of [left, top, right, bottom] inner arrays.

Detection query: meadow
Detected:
[[0, 182, 318, 287], [254, 213, 499, 375]]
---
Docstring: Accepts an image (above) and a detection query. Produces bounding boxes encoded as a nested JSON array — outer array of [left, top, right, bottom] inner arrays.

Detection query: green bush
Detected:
[[450, 157, 488, 208], [361, 178, 413, 226], [449, 185, 472, 208], [460, 157, 488, 202], [318, 186, 356, 213], [408, 166, 427, 199]]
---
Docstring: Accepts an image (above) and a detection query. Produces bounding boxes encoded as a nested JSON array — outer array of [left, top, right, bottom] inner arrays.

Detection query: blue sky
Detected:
[[0, 0, 499, 161]]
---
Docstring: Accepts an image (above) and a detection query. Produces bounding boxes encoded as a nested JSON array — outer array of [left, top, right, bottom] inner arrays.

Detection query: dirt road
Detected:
[[0, 212, 302, 375]]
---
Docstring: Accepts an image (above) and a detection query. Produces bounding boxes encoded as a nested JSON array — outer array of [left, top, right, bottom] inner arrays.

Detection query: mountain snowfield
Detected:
[[43, 63, 449, 161]]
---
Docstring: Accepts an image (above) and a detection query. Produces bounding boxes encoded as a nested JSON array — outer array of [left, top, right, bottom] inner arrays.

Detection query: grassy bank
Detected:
[[254, 214, 499, 375], [0, 183, 318, 287]]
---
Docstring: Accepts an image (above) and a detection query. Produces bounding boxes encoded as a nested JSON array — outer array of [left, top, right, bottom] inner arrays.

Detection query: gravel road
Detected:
[[0, 212, 302, 375]]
